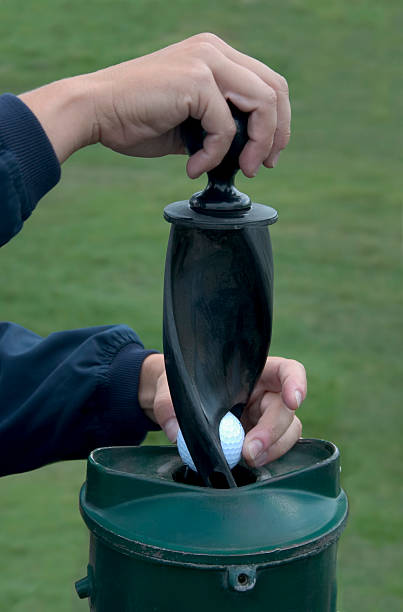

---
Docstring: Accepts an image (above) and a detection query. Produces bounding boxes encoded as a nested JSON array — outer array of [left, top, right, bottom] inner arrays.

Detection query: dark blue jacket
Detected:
[[0, 94, 159, 476]]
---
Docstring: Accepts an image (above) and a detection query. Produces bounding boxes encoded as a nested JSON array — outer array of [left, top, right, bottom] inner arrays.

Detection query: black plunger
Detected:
[[163, 104, 278, 488]]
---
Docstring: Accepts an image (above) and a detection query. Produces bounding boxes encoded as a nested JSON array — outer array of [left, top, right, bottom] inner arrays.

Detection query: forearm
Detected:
[[19, 75, 96, 164]]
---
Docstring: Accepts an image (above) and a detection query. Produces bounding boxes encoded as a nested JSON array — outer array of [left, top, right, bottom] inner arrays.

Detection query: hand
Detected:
[[138, 353, 179, 443], [139, 354, 306, 468], [19, 33, 290, 176], [241, 356, 306, 467]]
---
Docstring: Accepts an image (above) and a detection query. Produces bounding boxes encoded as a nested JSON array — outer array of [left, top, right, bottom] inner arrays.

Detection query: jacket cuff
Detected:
[[0, 93, 61, 215], [96, 342, 161, 447]]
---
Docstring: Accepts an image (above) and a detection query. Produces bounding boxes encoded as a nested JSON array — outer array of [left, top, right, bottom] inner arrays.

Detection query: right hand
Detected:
[[20, 33, 291, 176]]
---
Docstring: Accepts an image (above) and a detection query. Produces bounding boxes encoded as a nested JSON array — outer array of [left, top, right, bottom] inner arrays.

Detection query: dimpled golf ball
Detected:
[[177, 412, 245, 471]]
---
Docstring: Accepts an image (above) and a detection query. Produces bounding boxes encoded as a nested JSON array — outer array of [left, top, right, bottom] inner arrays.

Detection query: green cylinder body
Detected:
[[77, 439, 348, 611]]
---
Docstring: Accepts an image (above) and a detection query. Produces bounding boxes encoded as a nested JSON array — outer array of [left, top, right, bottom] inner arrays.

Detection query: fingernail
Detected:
[[271, 152, 280, 168], [246, 439, 264, 461], [295, 390, 302, 408], [164, 418, 179, 442]]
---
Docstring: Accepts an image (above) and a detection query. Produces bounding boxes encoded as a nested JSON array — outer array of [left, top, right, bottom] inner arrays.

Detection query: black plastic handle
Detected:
[[180, 102, 251, 214]]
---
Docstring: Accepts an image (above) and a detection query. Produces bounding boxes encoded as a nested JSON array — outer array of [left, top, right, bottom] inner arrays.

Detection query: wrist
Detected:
[[19, 75, 96, 164]]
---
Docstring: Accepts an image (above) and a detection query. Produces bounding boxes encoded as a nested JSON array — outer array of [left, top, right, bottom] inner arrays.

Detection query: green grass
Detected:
[[0, 1, 402, 610]]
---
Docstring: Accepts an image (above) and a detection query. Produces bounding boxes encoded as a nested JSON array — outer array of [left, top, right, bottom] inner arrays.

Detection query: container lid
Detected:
[[80, 439, 348, 566], [164, 200, 278, 230]]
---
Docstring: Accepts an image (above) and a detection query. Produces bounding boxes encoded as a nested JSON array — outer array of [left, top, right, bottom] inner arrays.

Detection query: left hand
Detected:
[[241, 356, 305, 467], [139, 354, 306, 468]]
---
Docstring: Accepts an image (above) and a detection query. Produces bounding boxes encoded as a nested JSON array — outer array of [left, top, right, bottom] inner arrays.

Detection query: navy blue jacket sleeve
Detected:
[[0, 93, 61, 246], [0, 94, 160, 476], [0, 323, 160, 476]]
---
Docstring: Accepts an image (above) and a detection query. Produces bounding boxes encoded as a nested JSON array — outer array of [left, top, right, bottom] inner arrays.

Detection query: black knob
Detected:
[[180, 101, 251, 214]]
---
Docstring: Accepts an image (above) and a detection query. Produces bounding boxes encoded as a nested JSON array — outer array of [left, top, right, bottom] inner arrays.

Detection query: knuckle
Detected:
[[299, 362, 307, 378], [260, 391, 272, 412], [276, 75, 289, 95], [187, 61, 213, 86], [193, 32, 222, 45], [187, 40, 217, 60], [208, 128, 233, 153], [288, 358, 304, 372], [294, 416, 303, 437], [264, 87, 277, 106], [154, 392, 172, 413], [224, 120, 237, 139], [208, 148, 226, 168], [277, 129, 291, 149], [197, 41, 217, 56]]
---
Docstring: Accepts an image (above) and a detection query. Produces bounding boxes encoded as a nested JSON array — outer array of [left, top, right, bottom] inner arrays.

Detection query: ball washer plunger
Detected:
[[163, 103, 277, 487], [75, 105, 348, 611]]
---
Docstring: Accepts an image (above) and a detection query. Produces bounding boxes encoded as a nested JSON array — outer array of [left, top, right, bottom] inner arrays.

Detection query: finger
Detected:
[[248, 357, 307, 411], [242, 392, 294, 464], [224, 57, 289, 170], [263, 94, 291, 168], [237, 88, 277, 177], [208, 56, 278, 177], [183, 41, 278, 177], [246, 416, 302, 468], [189, 34, 291, 168], [185, 66, 236, 178], [186, 34, 287, 91], [152, 373, 178, 442]]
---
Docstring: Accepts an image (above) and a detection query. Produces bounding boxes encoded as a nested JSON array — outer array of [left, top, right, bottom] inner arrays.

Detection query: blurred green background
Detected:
[[0, 0, 401, 610]]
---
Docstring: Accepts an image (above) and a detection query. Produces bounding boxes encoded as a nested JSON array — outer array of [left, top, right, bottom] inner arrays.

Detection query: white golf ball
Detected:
[[177, 412, 245, 471]]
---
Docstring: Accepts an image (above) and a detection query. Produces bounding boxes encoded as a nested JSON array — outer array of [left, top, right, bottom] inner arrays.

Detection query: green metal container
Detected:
[[76, 439, 347, 611]]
